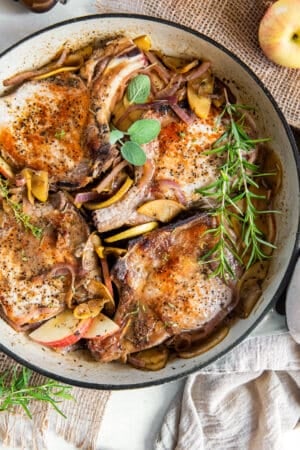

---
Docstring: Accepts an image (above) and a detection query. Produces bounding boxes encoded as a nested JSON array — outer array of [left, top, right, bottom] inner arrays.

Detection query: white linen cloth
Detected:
[[155, 332, 300, 450]]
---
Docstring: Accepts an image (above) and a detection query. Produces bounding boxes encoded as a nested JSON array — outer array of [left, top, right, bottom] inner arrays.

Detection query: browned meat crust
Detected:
[[0, 74, 91, 187], [88, 214, 239, 362], [0, 193, 98, 330]]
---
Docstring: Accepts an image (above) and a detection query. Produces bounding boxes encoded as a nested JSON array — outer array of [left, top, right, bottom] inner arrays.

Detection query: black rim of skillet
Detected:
[[0, 14, 299, 390]]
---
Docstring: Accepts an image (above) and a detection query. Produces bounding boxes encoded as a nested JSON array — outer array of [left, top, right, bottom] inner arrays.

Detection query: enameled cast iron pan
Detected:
[[0, 15, 299, 389]]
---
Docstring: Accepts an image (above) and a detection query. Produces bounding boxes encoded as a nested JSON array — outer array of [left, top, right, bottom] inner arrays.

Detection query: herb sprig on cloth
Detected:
[[197, 99, 276, 280], [0, 367, 73, 419]]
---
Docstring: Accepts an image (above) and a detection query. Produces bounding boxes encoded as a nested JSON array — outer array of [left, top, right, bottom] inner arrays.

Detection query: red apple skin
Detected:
[[258, 0, 300, 68], [42, 318, 92, 347], [29, 311, 93, 348]]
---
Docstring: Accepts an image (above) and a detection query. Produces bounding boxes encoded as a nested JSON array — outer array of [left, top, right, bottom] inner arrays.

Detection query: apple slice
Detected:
[[29, 310, 93, 348], [0, 156, 14, 179], [137, 199, 185, 223], [82, 313, 119, 340]]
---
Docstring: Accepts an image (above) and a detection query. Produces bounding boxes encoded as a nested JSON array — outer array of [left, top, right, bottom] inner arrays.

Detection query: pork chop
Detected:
[[88, 214, 239, 362], [92, 107, 225, 232], [0, 190, 97, 330], [153, 111, 225, 205], [0, 73, 91, 187]]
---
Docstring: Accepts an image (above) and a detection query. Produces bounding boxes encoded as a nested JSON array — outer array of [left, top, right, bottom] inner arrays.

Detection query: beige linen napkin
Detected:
[[155, 332, 300, 450], [96, 0, 300, 129], [0, 352, 109, 450]]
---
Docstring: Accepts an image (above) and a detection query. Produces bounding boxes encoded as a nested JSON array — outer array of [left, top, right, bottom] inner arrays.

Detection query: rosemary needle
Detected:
[[0, 367, 73, 419], [197, 98, 276, 280]]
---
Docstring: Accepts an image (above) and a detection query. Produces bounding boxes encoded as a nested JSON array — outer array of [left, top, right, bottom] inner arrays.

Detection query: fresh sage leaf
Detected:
[[127, 74, 151, 104], [128, 119, 161, 144], [121, 141, 147, 166], [109, 129, 124, 145]]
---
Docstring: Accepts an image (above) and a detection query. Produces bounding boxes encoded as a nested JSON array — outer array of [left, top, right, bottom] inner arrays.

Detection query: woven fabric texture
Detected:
[[0, 352, 109, 450]]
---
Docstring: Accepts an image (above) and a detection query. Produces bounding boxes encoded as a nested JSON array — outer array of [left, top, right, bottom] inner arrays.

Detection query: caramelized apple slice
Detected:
[[128, 346, 169, 371], [133, 35, 152, 51], [104, 221, 159, 243], [0, 156, 14, 179], [85, 176, 133, 210], [187, 85, 211, 119], [29, 310, 93, 348], [31, 170, 49, 202], [82, 313, 119, 339], [137, 199, 185, 222]]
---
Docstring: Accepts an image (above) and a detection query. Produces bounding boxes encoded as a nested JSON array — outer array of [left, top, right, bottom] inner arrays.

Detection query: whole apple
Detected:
[[258, 0, 300, 68]]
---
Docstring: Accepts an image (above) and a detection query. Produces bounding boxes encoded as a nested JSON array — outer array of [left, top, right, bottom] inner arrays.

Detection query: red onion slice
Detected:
[[145, 51, 171, 84], [48, 263, 77, 309], [94, 160, 129, 194], [185, 61, 211, 81], [170, 104, 194, 125], [3, 49, 69, 87], [155, 179, 187, 205], [74, 191, 101, 204]]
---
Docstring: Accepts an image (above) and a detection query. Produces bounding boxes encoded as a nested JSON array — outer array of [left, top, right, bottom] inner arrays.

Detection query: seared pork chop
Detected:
[[0, 192, 96, 330], [153, 112, 225, 205], [88, 214, 239, 362], [92, 108, 225, 232], [0, 73, 90, 186]]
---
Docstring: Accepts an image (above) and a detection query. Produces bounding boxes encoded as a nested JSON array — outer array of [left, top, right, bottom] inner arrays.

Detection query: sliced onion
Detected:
[[185, 61, 211, 81], [137, 159, 154, 189], [156, 75, 183, 99], [94, 160, 128, 194], [100, 257, 114, 298], [3, 49, 69, 87], [145, 51, 171, 84], [85, 176, 133, 210], [155, 179, 187, 205], [170, 104, 194, 124], [115, 98, 177, 128], [74, 191, 101, 204], [47, 263, 76, 309], [82, 234, 99, 272], [48, 263, 77, 279]]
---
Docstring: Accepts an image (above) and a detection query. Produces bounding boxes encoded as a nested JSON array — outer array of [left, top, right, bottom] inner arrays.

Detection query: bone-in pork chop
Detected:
[[0, 192, 93, 330], [88, 214, 238, 362], [0, 73, 90, 186], [153, 112, 225, 205], [92, 108, 225, 232]]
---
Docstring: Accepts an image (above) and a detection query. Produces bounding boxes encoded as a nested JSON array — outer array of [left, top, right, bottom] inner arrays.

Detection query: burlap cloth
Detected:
[[0, 353, 109, 450], [96, 0, 300, 129]]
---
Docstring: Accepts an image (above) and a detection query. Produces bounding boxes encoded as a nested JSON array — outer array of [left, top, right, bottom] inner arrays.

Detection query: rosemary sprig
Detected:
[[0, 367, 73, 419], [197, 98, 276, 279], [0, 177, 43, 239]]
